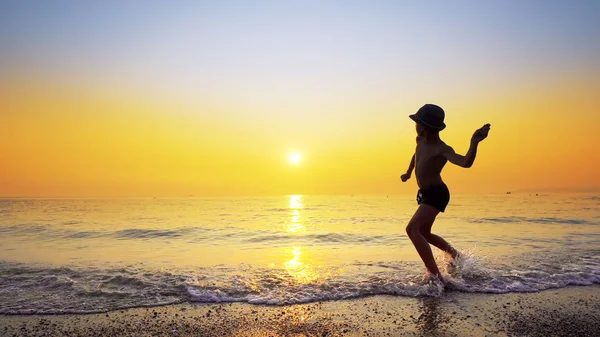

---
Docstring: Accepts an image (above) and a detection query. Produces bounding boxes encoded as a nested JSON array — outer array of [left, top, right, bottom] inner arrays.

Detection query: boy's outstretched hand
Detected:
[[400, 173, 410, 182], [471, 123, 491, 144]]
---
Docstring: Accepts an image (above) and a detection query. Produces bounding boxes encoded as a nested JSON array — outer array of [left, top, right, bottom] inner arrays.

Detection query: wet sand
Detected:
[[1, 286, 599, 336]]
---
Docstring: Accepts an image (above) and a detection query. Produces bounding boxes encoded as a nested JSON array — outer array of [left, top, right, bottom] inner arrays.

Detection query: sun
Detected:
[[288, 152, 302, 165]]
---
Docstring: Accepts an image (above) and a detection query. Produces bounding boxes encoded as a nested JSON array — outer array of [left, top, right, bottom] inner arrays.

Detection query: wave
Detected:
[[243, 232, 396, 245], [265, 207, 319, 212], [0, 224, 404, 245], [0, 225, 226, 241], [1, 252, 599, 314], [115, 228, 195, 239], [470, 216, 596, 225]]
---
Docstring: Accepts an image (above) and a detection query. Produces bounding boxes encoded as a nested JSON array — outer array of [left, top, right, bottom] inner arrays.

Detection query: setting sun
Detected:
[[288, 152, 302, 165]]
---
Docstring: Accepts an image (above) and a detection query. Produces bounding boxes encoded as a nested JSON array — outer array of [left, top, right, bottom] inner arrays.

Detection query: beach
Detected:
[[2, 286, 599, 336], [1, 194, 599, 336]]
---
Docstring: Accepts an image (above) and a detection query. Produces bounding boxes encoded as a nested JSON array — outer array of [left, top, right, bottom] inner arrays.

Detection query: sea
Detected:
[[0, 193, 599, 314]]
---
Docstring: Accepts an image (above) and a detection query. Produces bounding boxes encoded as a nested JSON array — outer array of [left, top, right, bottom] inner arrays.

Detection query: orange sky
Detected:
[[1, 2, 599, 197], [2, 73, 599, 197]]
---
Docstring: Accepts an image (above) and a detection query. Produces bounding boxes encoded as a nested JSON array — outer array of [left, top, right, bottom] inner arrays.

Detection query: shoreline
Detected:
[[1, 286, 599, 336]]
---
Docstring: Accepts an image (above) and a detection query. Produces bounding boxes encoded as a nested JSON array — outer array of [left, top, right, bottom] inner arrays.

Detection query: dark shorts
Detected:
[[417, 183, 450, 212]]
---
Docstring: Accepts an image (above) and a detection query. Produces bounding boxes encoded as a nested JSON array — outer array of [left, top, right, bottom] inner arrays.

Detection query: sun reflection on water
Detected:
[[289, 195, 303, 209], [273, 196, 319, 283], [285, 247, 303, 268], [286, 195, 305, 233], [283, 246, 318, 283]]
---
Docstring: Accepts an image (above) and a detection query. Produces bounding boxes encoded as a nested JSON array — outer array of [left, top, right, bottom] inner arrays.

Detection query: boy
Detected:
[[400, 104, 490, 284]]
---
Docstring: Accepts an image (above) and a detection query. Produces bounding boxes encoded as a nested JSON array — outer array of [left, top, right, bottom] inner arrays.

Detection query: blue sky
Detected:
[[2, 1, 598, 102]]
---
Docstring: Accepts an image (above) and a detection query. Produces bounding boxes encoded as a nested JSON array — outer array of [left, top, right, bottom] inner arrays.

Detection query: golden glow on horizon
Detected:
[[288, 152, 302, 165], [1, 76, 599, 197]]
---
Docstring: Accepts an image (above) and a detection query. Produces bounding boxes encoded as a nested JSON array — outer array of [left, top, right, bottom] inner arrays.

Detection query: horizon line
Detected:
[[1, 189, 598, 199]]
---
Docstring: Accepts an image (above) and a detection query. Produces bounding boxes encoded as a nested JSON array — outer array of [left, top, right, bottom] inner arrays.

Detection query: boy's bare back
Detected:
[[414, 136, 448, 190]]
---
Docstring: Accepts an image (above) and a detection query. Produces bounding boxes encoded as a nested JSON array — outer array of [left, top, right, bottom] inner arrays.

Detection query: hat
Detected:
[[409, 104, 446, 130]]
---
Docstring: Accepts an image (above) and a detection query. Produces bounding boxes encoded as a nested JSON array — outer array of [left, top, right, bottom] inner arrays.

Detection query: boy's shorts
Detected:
[[417, 183, 450, 212]]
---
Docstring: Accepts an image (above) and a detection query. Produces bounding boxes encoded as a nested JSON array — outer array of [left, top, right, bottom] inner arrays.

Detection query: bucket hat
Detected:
[[409, 104, 446, 130]]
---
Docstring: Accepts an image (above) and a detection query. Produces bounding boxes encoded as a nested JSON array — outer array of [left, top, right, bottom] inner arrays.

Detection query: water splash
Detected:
[[1, 250, 599, 314]]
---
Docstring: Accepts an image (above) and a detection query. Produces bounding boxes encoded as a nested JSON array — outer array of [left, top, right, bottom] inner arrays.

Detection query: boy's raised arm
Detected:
[[401, 154, 415, 182], [443, 123, 491, 168], [443, 144, 478, 168]]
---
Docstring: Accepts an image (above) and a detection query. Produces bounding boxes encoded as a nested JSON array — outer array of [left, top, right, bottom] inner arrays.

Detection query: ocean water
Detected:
[[0, 193, 599, 314]]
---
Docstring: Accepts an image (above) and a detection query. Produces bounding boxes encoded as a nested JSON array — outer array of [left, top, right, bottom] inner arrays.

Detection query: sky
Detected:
[[1, 1, 599, 197]]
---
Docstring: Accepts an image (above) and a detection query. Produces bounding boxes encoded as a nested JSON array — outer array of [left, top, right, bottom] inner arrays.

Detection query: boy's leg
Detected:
[[420, 222, 459, 259], [405, 204, 443, 278]]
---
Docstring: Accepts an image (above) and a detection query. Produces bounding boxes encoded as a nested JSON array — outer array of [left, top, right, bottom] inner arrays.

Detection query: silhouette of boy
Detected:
[[401, 104, 490, 284]]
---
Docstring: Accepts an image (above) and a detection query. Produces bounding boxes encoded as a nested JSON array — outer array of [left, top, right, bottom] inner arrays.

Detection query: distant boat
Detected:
[[506, 192, 511, 194]]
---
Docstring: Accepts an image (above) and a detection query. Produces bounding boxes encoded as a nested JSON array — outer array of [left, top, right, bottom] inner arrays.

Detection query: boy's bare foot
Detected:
[[433, 274, 447, 287], [448, 247, 460, 260], [421, 271, 447, 287], [446, 250, 463, 276], [438, 273, 447, 285]]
